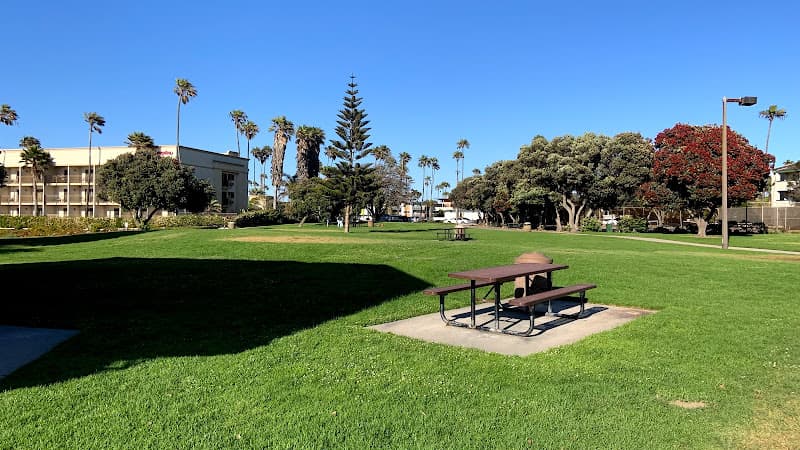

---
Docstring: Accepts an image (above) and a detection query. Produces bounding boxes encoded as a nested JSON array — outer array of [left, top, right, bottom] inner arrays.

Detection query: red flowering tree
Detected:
[[653, 123, 773, 237]]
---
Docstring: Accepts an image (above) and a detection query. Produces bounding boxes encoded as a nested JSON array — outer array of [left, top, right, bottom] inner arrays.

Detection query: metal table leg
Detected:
[[470, 279, 476, 328]]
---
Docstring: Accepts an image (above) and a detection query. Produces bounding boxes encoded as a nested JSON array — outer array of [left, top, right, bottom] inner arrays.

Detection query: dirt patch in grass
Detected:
[[739, 398, 800, 450], [225, 236, 377, 244], [670, 400, 707, 409]]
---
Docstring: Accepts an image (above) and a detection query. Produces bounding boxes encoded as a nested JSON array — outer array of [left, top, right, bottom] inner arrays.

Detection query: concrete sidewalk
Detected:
[[0, 326, 78, 380], [370, 300, 653, 356], [602, 234, 800, 255]]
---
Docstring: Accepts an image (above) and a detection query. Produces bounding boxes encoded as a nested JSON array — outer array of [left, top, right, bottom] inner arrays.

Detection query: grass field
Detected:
[[1, 224, 798, 449]]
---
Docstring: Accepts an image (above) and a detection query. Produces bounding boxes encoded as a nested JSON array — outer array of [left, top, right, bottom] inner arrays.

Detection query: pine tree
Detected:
[[323, 75, 379, 232]]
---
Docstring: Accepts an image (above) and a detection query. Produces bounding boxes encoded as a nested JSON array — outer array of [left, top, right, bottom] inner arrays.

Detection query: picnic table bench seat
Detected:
[[424, 281, 497, 327], [505, 283, 596, 336]]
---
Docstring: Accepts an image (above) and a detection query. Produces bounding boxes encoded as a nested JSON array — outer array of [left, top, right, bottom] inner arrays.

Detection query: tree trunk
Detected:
[[554, 207, 562, 232], [561, 195, 578, 232], [176, 101, 182, 164], [273, 185, 279, 210], [344, 204, 351, 233], [298, 215, 308, 227], [32, 174, 38, 216], [695, 217, 708, 238]]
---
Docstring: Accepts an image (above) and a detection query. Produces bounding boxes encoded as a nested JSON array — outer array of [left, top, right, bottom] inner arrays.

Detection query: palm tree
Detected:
[[229, 109, 248, 156], [268, 116, 295, 209], [174, 78, 198, 163], [456, 138, 470, 183], [452, 150, 463, 183], [295, 125, 326, 180], [429, 157, 440, 219], [252, 145, 273, 194], [759, 104, 787, 156], [0, 104, 17, 127], [19, 141, 54, 216], [435, 181, 450, 198], [424, 176, 432, 220], [125, 132, 155, 150], [241, 120, 259, 185], [324, 145, 338, 166], [2, 106, 18, 172], [472, 168, 481, 176], [84, 112, 105, 217], [372, 145, 391, 166]]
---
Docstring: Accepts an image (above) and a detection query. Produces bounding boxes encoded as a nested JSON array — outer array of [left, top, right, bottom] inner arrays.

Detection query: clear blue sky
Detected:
[[2, 1, 798, 192]]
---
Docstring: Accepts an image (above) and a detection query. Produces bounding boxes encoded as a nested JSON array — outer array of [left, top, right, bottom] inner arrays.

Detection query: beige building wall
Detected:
[[0, 145, 248, 217]]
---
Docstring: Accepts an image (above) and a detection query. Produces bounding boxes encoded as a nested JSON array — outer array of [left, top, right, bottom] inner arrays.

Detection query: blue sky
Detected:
[[2, 1, 798, 192]]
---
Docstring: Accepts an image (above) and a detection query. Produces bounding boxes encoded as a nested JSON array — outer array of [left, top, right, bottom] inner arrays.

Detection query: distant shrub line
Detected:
[[0, 210, 295, 237]]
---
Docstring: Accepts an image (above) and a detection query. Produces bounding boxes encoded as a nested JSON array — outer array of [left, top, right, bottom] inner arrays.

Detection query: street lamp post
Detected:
[[721, 96, 757, 249]]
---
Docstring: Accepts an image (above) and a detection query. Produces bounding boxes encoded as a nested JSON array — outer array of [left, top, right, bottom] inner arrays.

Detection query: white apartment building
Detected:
[[770, 163, 798, 207], [0, 145, 248, 217]]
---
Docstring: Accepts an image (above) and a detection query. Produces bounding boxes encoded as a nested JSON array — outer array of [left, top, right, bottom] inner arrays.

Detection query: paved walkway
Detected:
[[0, 326, 78, 380], [601, 234, 800, 255]]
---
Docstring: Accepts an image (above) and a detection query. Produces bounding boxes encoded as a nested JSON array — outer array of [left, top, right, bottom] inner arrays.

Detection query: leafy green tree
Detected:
[[229, 109, 248, 156], [323, 76, 377, 232], [286, 177, 332, 225], [0, 104, 17, 186], [97, 148, 214, 227], [19, 140, 54, 216], [84, 112, 105, 217], [759, 104, 787, 156], [295, 126, 326, 180], [174, 78, 197, 163], [125, 132, 155, 150], [269, 116, 295, 209]]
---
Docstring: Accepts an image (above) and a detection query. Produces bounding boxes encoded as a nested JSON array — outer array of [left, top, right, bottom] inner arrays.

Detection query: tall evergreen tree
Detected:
[[323, 75, 378, 232]]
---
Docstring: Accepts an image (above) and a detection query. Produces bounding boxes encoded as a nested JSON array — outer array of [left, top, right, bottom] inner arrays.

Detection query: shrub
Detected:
[[0, 216, 123, 236], [618, 215, 647, 233], [580, 217, 602, 232], [234, 210, 289, 228], [151, 214, 227, 229]]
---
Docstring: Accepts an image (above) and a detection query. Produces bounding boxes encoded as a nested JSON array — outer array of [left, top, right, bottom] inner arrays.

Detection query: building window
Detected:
[[222, 172, 235, 189], [779, 191, 790, 201]]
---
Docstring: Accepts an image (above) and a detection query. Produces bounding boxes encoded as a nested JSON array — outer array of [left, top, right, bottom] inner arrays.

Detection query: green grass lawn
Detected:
[[1, 224, 798, 449]]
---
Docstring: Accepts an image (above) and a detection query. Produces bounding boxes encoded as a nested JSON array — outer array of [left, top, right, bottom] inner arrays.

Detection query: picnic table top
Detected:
[[448, 263, 568, 283]]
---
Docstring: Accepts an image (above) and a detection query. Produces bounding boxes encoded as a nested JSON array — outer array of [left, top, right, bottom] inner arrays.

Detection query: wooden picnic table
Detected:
[[447, 263, 568, 331]]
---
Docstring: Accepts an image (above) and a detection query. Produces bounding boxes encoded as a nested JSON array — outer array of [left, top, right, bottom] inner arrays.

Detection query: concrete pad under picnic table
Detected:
[[370, 300, 654, 356], [0, 326, 78, 380]]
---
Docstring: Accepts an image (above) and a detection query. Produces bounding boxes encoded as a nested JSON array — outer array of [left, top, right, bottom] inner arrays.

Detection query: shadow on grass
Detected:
[[0, 231, 142, 251], [0, 257, 427, 390]]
